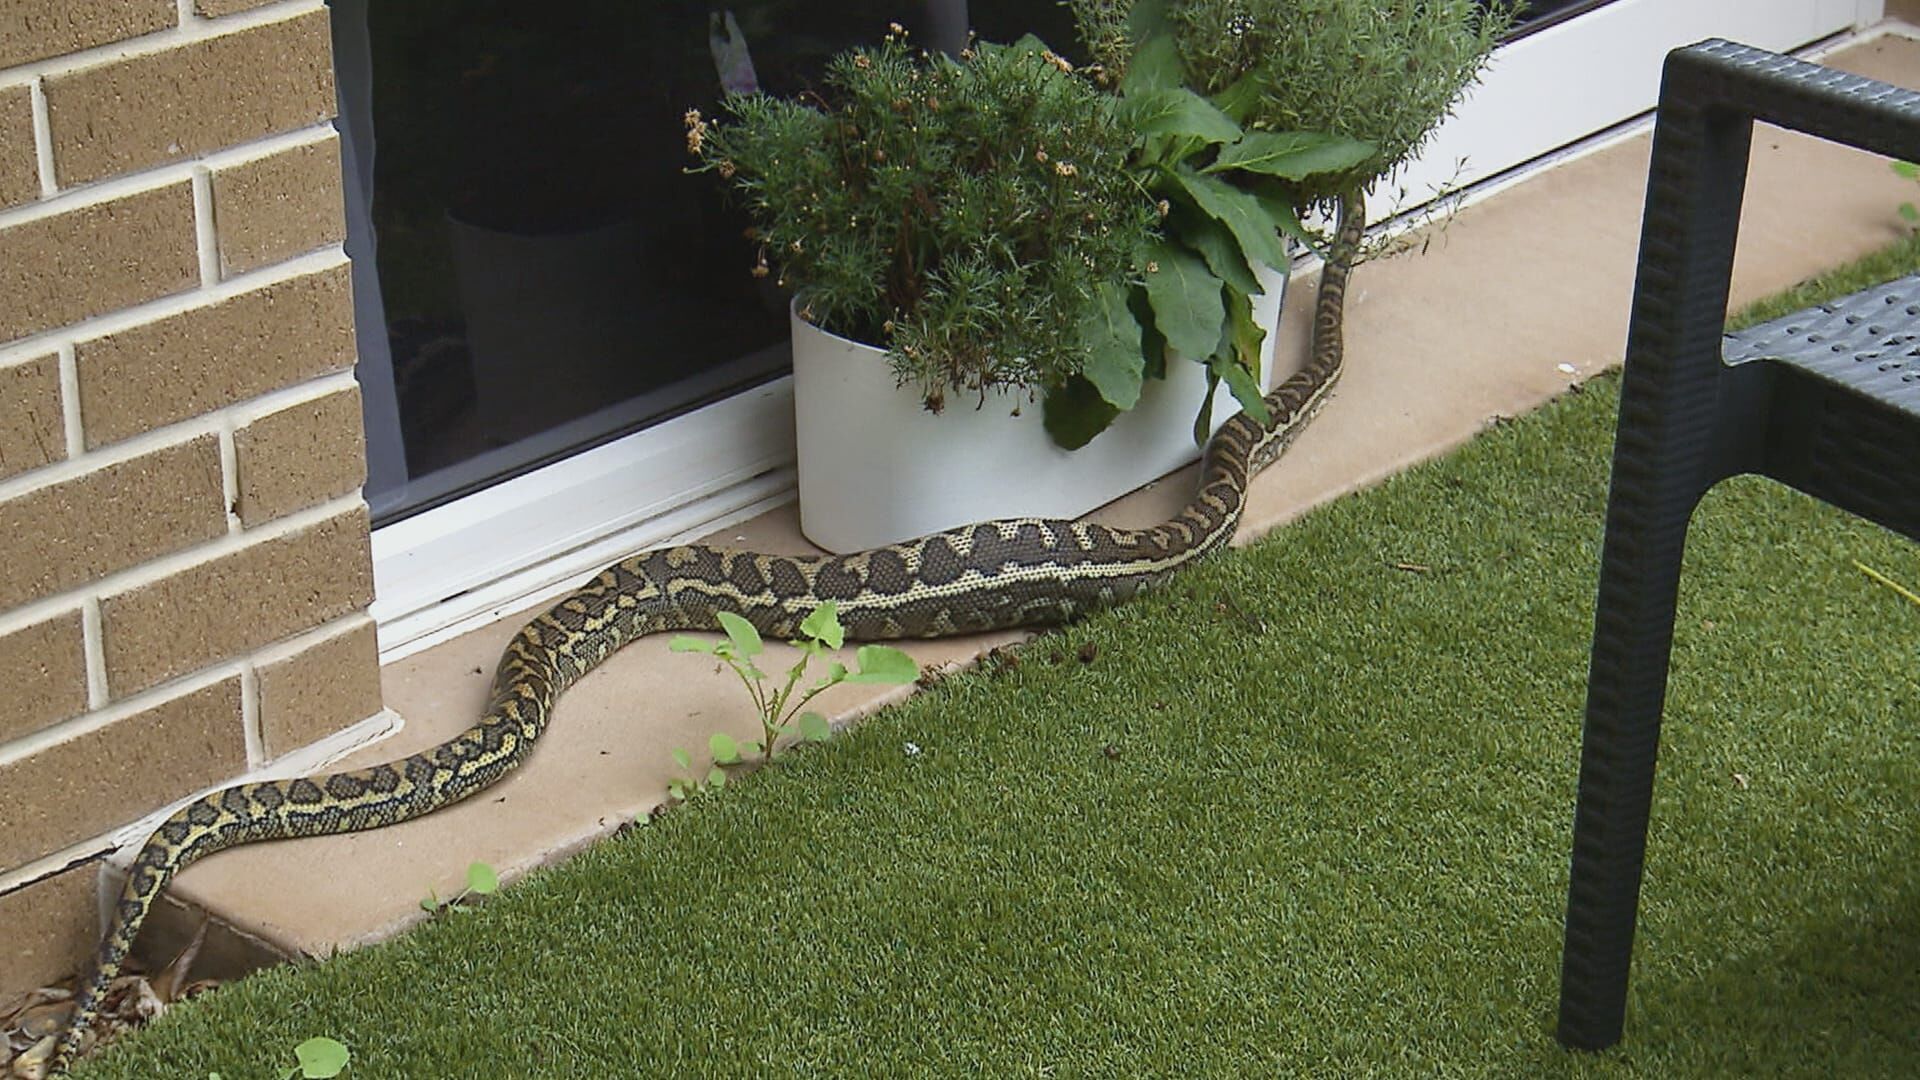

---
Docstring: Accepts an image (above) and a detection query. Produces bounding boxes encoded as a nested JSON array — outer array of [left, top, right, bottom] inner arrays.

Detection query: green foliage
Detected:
[[419, 861, 500, 914], [1049, 68, 1369, 441], [281, 1036, 348, 1079], [667, 603, 918, 800], [1165, 0, 1515, 207], [689, 32, 1156, 408], [1074, 0, 1514, 209]]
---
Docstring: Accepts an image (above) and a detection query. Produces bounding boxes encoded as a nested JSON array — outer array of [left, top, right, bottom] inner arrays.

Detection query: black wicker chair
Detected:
[[1556, 40, 1920, 1052]]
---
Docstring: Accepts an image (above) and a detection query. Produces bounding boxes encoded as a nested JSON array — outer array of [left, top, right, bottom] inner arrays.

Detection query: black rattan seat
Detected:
[[1557, 39, 1920, 1053]]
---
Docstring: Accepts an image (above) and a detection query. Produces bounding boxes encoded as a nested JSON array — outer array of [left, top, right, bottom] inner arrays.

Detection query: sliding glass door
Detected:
[[333, 1, 1080, 525]]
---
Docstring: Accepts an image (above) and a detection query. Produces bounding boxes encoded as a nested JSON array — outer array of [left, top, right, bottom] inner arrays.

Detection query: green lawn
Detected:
[[77, 248, 1920, 1078]]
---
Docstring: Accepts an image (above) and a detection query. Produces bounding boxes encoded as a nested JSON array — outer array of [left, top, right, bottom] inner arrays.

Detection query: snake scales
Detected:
[[50, 195, 1363, 1071]]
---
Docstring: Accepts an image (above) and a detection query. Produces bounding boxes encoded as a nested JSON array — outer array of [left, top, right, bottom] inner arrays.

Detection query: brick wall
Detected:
[[0, 0, 384, 997]]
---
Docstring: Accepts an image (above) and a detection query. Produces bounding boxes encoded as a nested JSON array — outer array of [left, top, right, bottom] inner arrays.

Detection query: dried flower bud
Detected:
[[1034, 149, 1049, 163], [853, 53, 872, 70], [1146, 260, 1160, 274], [1156, 199, 1171, 218], [716, 159, 735, 179], [1053, 161, 1077, 177], [751, 264, 770, 279], [1041, 50, 1073, 73], [888, 21, 906, 37]]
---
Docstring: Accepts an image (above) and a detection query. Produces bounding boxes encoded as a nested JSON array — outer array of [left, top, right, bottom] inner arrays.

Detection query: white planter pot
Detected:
[[792, 263, 1288, 553]]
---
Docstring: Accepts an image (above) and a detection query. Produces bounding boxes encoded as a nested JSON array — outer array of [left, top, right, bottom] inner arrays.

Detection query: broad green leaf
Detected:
[[1210, 350, 1270, 428], [1127, 0, 1172, 43], [715, 611, 763, 657], [1207, 131, 1377, 181], [709, 731, 740, 764], [740, 740, 764, 757], [669, 635, 715, 654], [1193, 367, 1220, 446], [1121, 33, 1183, 95], [1042, 376, 1122, 450], [671, 747, 692, 769], [799, 712, 832, 742], [799, 602, 844, 649], [465, 861, 499, 896], [667, 781, 686, 799], [1894, 159, 1920, 179], [1126, 283, 1169, 381], [846, 644, 919, 684], [1173, 212, 1262, 298], [1253, 188, 1322, 259], [1142, 240, 1225, 361], [707, 766, 727, 788], [1077, 281, 1146, 410], [1211, 69, 1266, 123], [1221, 288, 1272, 426], [418, 892, 437, 913], [293, 1037, 350, 1079], [1120, 87, 1241, 145], [1169, 166, 1291, 273]]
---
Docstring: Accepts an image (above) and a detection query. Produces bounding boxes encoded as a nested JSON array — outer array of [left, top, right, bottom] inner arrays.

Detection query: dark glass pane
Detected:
[[360, 2, 965, 518]]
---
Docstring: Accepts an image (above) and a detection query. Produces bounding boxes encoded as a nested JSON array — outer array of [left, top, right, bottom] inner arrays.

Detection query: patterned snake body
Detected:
[[50, 197, 1362, 1071]]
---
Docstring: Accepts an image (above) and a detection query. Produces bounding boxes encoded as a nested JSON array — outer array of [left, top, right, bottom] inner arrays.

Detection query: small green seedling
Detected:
[[666, 746, 728, 801], [280, 1036, 349, 1079], [1894, 160, 1920, 224], [419, 860, 500, 914], [667, 603, 917, 796]]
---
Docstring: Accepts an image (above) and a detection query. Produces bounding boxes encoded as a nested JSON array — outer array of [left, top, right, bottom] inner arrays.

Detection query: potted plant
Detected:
[[1074, 0, 1516, 370], [688, 29, 1320, 552]]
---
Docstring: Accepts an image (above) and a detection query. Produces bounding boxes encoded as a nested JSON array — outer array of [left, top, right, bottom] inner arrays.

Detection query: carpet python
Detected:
[[50, 195, 1364, 1072]]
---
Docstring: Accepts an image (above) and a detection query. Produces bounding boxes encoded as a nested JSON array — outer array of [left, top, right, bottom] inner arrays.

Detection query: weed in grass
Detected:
[[418, 861, 499, 915], [666, 602, 918, 801], [278, 1036, 348, 1079]]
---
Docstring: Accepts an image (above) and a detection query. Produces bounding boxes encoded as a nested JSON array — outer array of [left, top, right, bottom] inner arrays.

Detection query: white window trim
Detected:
[[370, 0, 1884, 661]]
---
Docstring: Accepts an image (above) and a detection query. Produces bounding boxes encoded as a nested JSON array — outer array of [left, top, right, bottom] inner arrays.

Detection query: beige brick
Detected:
[[257, 617, 381, 760], [0, 182, 198, 346], [0, 434, 225, 612], [0, 0, 175, 70], [0, 353, 64, 481], [0, 84, 37, 211], [44, 10, 335, 187], [0, 862, 97, 999], [0, 677, 244, 874], [0, 610, 87, 745], [234, 384, 365, 526], [101, 507, 372, 698], [75, 264, 355, 448], [196, 0, 283, 18], [211, 137, 345, 277]]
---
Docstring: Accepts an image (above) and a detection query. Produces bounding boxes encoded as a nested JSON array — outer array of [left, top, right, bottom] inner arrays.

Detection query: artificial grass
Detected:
[[78, 260, 1920, 1077]]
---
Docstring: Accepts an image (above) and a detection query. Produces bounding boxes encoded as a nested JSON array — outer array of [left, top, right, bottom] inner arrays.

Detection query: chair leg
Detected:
[[1556, 468, 1704, 1051]]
